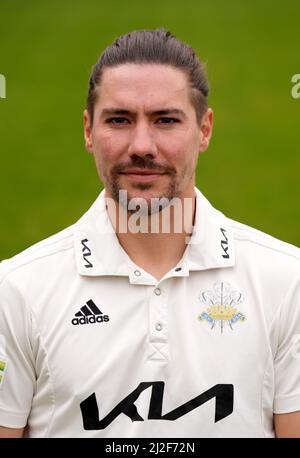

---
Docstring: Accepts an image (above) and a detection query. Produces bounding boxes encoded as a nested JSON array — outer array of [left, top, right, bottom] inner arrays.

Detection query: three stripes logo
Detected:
[[72, 299, 109, 326]]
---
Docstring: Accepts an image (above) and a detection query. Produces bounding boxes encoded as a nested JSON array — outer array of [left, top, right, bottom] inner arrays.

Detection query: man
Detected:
[[0, 29, 300, 438]]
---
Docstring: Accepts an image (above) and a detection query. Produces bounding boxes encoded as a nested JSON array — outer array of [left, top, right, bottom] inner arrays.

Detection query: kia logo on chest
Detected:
[[80, 382, 234, 430]]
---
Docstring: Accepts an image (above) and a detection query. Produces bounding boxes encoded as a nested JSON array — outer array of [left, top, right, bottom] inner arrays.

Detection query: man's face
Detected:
[[84, 63, 213, 210]]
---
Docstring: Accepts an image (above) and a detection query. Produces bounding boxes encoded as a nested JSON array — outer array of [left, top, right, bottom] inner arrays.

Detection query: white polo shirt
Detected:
[[1, 187, 300, 438]]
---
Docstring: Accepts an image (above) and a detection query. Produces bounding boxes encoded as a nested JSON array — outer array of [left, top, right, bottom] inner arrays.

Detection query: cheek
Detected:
[[94, 133, 115, 158], [159, 135, 186, 162], [163, 123, 198, 150], [160, 132, 198, 168], [93, 133, 129, 182]]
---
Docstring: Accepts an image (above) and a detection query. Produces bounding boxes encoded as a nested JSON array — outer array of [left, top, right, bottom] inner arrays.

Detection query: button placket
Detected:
[[147, 283, 170, 361], [155, 322, 163, 331], [149, 285, 168, 341]]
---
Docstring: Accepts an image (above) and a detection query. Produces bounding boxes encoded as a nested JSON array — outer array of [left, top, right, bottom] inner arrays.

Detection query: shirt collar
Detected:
[[183, 187, 235, 271], [74, 187, 235, 278]]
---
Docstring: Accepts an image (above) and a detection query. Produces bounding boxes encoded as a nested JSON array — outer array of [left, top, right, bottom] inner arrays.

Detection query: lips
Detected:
[[120, 169, 165, 175], [119, 169, 166, 182]]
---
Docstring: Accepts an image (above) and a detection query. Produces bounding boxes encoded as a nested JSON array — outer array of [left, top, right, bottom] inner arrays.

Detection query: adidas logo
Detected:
[[72, 299, 110, 326]]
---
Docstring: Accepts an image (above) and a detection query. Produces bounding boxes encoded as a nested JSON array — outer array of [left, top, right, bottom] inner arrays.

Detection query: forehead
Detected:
[[97, 64, 191, 110]]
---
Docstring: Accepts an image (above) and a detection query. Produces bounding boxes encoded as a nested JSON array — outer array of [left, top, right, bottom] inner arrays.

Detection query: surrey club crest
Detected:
[[198, 282, 246, 333]]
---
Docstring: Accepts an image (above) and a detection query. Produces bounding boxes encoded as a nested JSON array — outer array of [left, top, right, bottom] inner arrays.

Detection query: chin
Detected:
[[126, 191, 155, 205]]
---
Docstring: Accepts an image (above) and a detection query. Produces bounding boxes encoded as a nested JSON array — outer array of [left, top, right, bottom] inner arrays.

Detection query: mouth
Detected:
[[119, 169, 166, 183]]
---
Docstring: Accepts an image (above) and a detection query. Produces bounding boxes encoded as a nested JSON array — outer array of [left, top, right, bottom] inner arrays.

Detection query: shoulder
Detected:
[[227, 216, 300, 270], [0, 224, 76, 285], [0, 193, 103, 283]]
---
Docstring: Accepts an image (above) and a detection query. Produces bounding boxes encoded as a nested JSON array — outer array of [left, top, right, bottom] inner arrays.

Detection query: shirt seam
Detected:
[[260, 274, 300, 435], [260, 289, 286, 437], [0, 407, 29, 417], [2, 274, 56, 437], [274, 393, 300, 402], [273, 274, 300, 360], [260, 351, 273, 438], [233, 234, 300, 262], [1, 243, 74, 276]]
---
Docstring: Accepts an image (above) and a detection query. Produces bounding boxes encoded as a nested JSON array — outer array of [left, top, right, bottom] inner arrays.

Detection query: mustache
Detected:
[[111, 156, 176, 175]]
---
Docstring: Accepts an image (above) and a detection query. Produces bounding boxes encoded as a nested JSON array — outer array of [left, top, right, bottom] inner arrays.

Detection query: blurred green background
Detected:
[[0, 0, 299, 259]]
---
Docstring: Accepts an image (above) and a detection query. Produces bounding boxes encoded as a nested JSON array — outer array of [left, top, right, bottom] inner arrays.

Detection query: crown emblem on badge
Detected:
[[198, 281, 246, 333]]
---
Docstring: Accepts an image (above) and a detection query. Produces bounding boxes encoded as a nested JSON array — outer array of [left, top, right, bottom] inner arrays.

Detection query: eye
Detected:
[[156, 117, 180, 124], [106, 117, 130, 125]]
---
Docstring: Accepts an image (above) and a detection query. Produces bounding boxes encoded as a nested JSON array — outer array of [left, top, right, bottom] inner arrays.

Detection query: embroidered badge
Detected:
[[198, 281, 246, 333]]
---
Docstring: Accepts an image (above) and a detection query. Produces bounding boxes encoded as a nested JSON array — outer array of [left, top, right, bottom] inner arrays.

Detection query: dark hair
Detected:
[[86, 28, 209, 125]]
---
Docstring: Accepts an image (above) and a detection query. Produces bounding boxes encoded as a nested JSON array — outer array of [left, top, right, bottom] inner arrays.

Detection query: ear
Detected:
[[199, 108, 213, 153], [83, 109, 94, 153]]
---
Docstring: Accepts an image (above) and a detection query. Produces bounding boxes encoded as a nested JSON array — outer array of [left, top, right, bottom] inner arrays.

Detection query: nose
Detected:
[[127, 121, 158, 159]]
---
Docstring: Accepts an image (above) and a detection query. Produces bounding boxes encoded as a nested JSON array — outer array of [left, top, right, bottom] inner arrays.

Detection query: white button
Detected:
[[154, 287, 161, 296], [155, 322, 163, 331], [134, 270, 141, 276]]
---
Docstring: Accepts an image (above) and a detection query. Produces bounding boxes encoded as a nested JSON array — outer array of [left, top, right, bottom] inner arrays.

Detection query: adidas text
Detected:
[[72, 315, 109, 325]]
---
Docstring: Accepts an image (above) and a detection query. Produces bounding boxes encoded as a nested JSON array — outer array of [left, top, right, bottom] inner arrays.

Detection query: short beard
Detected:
[[108, 176, 180, 216], [104, 157, 181, 216]]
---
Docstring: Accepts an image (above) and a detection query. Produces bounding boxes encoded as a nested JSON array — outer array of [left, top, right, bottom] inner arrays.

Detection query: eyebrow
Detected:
[[100, 108, 187, 118]]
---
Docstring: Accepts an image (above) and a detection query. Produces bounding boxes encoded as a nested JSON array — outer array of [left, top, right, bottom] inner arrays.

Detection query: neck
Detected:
[[105, 186, 196, 280]]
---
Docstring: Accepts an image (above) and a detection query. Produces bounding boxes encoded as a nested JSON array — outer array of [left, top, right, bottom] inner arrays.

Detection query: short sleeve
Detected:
[[273, 277, 300, 414], [0, 266, 36, 428]]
